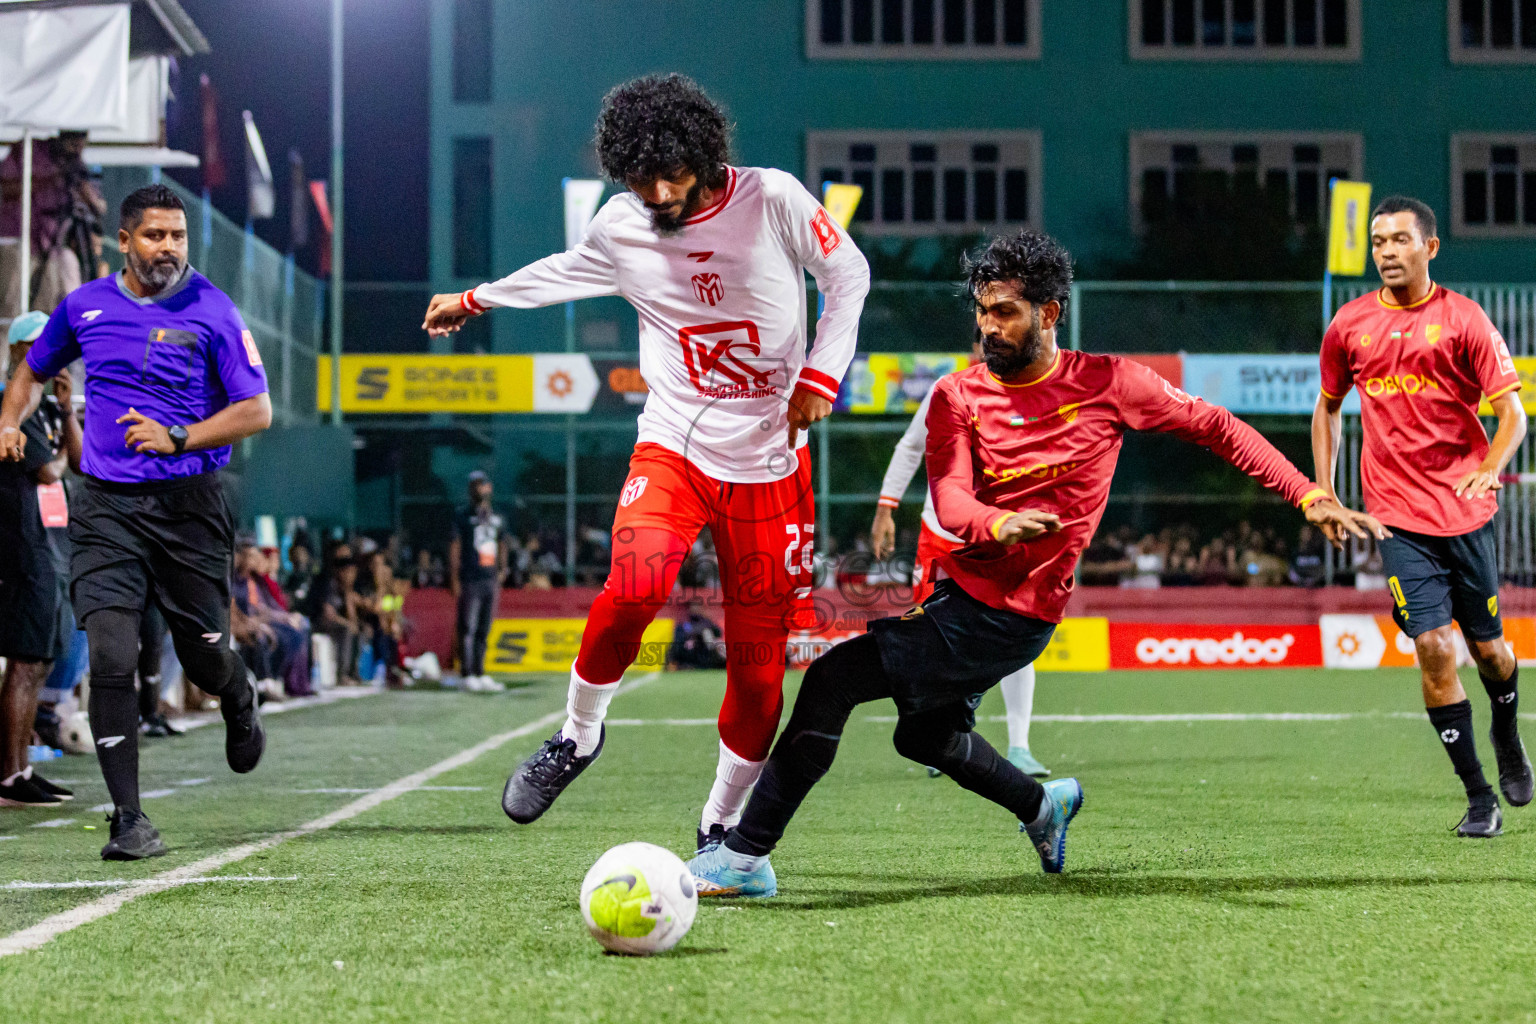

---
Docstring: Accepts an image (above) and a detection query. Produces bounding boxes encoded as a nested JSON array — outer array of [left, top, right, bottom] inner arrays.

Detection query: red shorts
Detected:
[[615, 443, 816, 623], [912, 520, 960, 605]]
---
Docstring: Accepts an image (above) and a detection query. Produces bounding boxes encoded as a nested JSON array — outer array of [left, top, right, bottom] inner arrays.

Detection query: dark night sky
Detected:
[[162, 0, 429, 282]]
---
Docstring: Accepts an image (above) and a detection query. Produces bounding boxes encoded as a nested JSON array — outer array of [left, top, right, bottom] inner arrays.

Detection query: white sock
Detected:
[[1000, 663, 1036, 751], [701, 740, 765, 832], [2, 769, 22, 787], [561, 667, 617, 757]]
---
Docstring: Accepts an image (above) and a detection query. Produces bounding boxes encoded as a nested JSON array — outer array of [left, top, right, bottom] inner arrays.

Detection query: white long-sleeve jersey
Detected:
[[876, 384, 961, 543], [466, 166, 870, 483]]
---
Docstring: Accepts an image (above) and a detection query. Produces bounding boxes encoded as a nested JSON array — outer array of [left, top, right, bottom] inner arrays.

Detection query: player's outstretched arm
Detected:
[[423, 230, 623, 338], [1455, 390, 1527, 500]]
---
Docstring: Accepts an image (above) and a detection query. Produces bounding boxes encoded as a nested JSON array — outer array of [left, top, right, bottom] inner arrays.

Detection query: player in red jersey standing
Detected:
[[1313, 196, 1532, 837], [421, 76, 870, 849], [689, 230, 1383, 894]]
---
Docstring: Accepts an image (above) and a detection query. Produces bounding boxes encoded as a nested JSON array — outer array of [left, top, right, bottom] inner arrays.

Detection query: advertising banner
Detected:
[[316, 354, 598, 414], [484, 618, 674, 674], [1479, 356, 1536, 415], [1182, 354, 1360, 415], [1109, 623, 1322, 669], [1327, 180, 1373, 277], [1319, 614, 1535, 668], [1036, 617, 1111, 672]]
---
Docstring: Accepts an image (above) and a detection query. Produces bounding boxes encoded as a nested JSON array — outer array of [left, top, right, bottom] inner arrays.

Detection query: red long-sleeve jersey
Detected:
[[926, 350, 1325, 622]]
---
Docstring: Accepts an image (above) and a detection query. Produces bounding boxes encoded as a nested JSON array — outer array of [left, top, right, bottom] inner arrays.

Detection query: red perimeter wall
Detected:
[[402, 585, 1534, 662]]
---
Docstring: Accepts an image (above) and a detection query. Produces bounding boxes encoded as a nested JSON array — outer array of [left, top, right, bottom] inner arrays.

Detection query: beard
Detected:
[[127, 247, 186, 293], [646, 179, 707, 234], [982, 309, 1045, 378]]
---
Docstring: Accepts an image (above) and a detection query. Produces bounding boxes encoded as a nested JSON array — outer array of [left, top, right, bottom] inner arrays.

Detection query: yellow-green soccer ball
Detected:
[[579, 842, 698, 955]]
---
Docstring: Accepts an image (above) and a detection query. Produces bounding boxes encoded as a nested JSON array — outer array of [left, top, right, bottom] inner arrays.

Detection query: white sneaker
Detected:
[[478, 675, 505, 692], [460, 674, 485, 692]]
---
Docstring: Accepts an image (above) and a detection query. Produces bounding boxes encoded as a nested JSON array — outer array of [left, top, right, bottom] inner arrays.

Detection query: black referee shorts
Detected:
[[70, 472, 235, 643], [869, 578, 1056, 725], [1379, 518, 1502, 642]]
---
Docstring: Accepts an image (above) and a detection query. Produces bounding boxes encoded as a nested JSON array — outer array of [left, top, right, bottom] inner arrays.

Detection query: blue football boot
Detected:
[[1021, 777, 1083, 874], [686, 843, 778, 898]]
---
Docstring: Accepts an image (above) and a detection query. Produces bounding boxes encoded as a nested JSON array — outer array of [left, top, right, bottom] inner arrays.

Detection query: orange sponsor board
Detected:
[[1320, 614, 1536, 668]]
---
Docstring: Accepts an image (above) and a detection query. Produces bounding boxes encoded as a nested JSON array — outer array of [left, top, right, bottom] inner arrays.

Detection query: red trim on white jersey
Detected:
[[461, 288, 487, 313], [682, 167, 738, 226], [876, 495, 901, 509], [796, 366, 840, 401]]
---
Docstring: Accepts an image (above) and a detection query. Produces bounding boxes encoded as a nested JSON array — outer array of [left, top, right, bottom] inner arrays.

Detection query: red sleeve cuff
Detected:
[[877, 496, 900, 509], [461, 288, 487, 313], [797, 367, 840, 402]]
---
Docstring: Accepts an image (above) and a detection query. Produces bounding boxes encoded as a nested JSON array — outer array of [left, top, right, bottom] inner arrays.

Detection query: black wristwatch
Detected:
[[168, 425, 189, 455]]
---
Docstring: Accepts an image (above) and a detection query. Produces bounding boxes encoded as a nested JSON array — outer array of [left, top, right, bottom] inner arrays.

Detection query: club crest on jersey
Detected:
[[677, 320, 778, 399], [241, 329, 263, 367], [809, 208, 841, 258], [692, 273, 724, 306], [620, 475, 648, 507]]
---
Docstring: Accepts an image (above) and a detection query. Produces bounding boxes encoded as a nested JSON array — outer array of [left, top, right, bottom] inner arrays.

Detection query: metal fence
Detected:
[[98, 168, 324, 426]]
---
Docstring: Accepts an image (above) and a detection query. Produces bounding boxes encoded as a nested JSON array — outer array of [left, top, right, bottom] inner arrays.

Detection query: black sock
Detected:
[[728, 729, 841, 858], [935, 730, 1048, 824], [1480, 665, 1519, 740], [137, 674, 160, 720], [1427, 700, 1493, 801], [88, 675, 141, 814]]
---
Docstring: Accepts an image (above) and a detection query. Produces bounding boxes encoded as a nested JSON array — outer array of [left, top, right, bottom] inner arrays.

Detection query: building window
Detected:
[[1130, 132, 1361, 229], [1452, 135, 1536, 236], [808, 132, 1040, 235], [453, 138, 492, 278], [807, 0, 1040, 58], [1450, 0, 1536, 61], [452, 0, 492, 102], [1130, 0, 1359, 60]]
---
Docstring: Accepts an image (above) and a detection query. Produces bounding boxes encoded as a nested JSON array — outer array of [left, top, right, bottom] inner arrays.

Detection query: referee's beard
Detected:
[[982, 309, 1045, 379], [127, 248, 185, 294]]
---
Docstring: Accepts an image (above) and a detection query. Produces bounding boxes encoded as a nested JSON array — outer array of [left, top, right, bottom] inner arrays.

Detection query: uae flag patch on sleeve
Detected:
[[242, 329, 263, 367]]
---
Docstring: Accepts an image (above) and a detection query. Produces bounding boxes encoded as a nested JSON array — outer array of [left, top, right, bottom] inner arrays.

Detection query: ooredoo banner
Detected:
[[1109, 623, 1322, 669]]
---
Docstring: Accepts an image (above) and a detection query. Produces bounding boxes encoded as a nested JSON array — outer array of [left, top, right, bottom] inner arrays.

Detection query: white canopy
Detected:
[[0, 4, 131, 133]]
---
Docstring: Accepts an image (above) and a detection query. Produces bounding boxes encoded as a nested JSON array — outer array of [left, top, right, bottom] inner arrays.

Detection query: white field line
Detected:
[[167, 686, 382, 733], [0, 671, 658, 958], [609, 711, 1536, 726], [291, 785, 485, 795], [4, 876, 297, 891], [30, 818, 77, 828]]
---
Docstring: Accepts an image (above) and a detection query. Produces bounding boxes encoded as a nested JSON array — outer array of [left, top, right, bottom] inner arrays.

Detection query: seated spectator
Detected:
[[284, 541, 317, 608], [356, 550, 406, 687], [1123, 533, 1166, 589], [1289, 525, 1327, 587], [410, 547, 444, 589], [309, 542, 362, 686], [232, 539, 312, 698], [669, 601, 727, 670], [1078, 534, 1133, 586]]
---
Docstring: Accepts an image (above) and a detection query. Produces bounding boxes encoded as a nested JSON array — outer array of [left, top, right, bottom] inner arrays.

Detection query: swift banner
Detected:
[[316, 354, 598, 414], [834, 353, 1183, 414], [1182, 354, 1361, 415], [1480, 356, 1536, 415]]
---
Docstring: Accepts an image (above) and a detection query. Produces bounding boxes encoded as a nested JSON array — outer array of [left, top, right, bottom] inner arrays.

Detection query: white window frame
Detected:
[[1450, 134, 1536, 238], [1128, 131, 1363, 232], [1448, 0, 1536, 63], [805, 0, 1041, 59], [1128, 0, 1360, 61], [806, 130, 1042, 236]]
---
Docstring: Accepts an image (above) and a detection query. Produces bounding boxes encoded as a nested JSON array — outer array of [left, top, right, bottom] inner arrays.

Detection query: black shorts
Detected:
[[1379, 519, 1502, 641], [70, 472, 235, 642], [869, 577, 1056, 723], [0, 542, 68, 662]]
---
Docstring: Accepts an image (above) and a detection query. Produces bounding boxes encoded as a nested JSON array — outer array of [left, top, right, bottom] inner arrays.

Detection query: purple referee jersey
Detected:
[[26, 268, 268, 483]]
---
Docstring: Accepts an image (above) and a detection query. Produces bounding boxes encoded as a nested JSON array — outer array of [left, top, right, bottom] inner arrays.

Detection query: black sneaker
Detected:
[[34, 706, 62, 750], [0, 775, 63, 808], [140, 712, 184, 739], [697, 822, 728, 854], [28, 773, 73, 801], [101, 808, 167, 860], [1456, 792, 1503, 838], [501, 727, 604, 824], [1489, 728, 1534, 807], [221, 674, 266, 774]]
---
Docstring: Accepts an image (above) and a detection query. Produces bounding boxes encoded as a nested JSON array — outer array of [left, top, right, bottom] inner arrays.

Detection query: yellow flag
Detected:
[[822, 182, 864, 230], [1327, 180, 1373, 276]]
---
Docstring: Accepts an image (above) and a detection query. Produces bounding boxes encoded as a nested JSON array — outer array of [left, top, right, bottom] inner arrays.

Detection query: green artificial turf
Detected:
[[3, 667, 1535, 1023]]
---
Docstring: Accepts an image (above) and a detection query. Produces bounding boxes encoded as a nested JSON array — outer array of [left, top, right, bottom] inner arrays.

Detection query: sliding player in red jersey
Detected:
[[1313, 196, 1532, 838], [689, 229, 1383, 894], [421, 75, 870, 850]]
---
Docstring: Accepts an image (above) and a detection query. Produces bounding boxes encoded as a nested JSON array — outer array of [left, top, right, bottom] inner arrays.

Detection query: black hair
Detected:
[[962, 229, 1074, 323], [594, 74, 730, 189], [1371, 195, 1437, 240], [120, 184, 185, 232]]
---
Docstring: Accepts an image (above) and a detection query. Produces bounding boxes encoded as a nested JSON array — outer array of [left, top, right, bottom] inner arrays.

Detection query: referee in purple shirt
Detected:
[[0, 185, 273, 859]]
